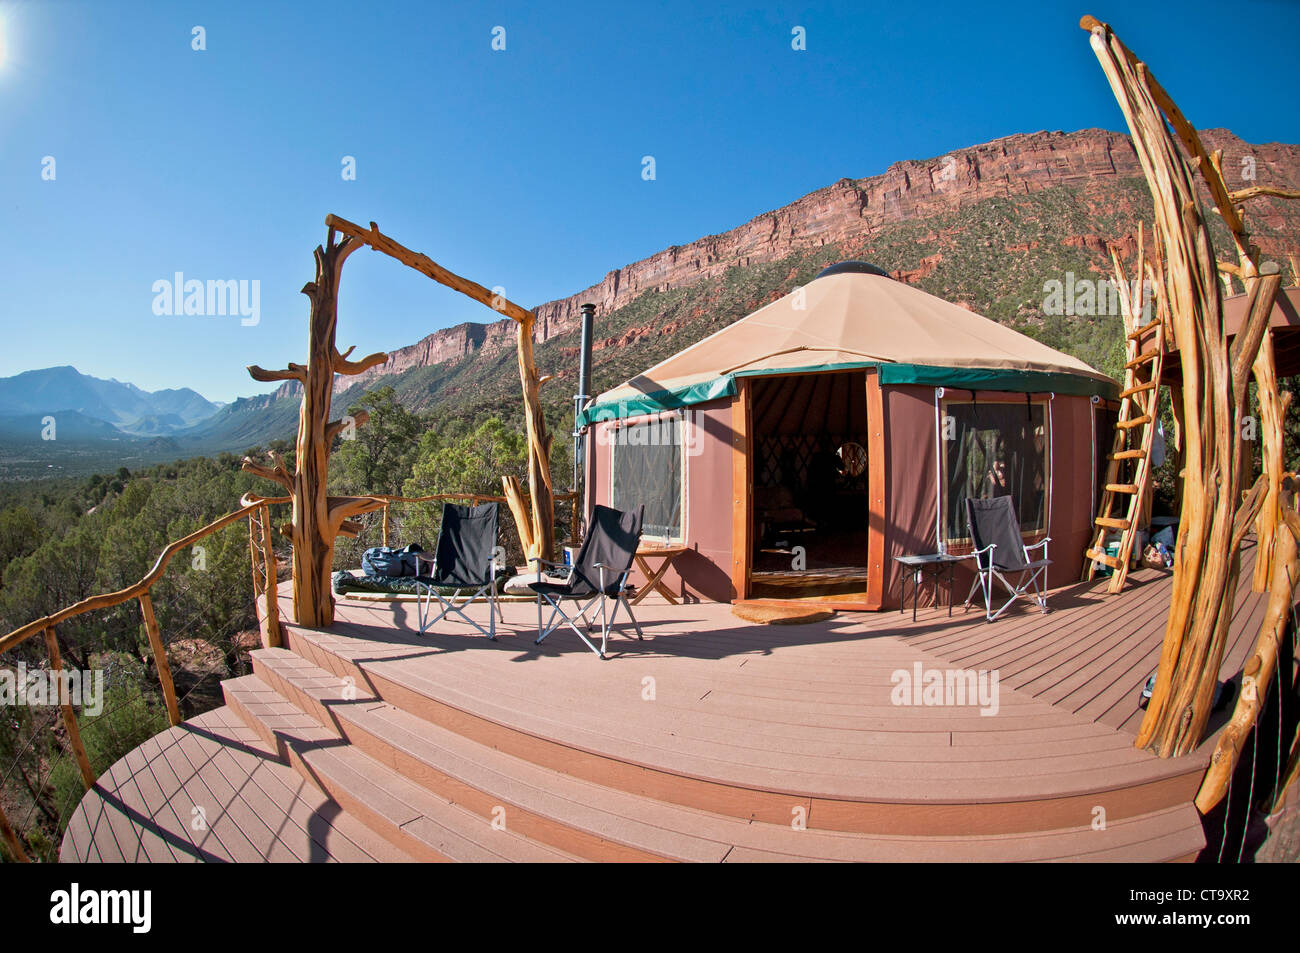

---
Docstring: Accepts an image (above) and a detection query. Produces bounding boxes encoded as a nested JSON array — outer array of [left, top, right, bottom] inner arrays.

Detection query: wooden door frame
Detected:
[[730, 369, 888, 609], [864, 367, 886, 609], [730, 378, 752, 601]]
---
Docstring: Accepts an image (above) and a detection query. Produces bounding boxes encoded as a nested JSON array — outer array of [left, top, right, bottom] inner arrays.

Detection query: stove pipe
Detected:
[[572, 303, 596, 494]]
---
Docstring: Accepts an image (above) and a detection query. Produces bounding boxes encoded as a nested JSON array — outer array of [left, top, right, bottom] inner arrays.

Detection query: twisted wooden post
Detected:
[[247, 506, 265, 633], [513, 311, 555, 563], [244, 227, 388, 627], [258, 504, 282, 648], [1197, 477, 1300, 810], [42, 627, 96, 791], [1082, 16, 1283, 757], [137, 594, 181, 726]]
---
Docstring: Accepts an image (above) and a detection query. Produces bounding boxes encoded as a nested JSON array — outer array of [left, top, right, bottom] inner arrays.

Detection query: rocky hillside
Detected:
[[175, 127, 1300, 461], [287, 127, 1299, 408]]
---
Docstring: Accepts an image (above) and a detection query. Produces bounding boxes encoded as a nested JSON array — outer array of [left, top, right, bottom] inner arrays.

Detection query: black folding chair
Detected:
[[962, 496, 1051, 622], [529, 505, 644, 659], [416, 502, 502, 639]]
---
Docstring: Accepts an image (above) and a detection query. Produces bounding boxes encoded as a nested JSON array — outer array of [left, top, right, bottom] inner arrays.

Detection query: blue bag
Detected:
[[362, 543, 424, 577]]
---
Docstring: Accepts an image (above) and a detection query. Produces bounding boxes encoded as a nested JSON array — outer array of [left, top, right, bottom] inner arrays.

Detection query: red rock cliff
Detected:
[[312, 127, 1299, 398]]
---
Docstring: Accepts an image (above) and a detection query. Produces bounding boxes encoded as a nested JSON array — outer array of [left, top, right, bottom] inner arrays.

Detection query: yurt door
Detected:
[[741, 370, 880, 606]]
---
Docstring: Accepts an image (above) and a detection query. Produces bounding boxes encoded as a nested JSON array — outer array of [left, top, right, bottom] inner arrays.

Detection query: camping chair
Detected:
[[416, 502, 503, 640], [529, 505, 644, 659], [962, 496, 1051, 622]]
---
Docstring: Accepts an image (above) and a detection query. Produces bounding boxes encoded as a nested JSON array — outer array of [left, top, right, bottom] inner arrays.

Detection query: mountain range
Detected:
[[0, 366, 222, 439], [4, 126, 1299, 480]]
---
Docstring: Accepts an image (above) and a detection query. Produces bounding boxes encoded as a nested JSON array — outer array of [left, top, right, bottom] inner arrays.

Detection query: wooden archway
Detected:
[[243, 216, 557, 628]]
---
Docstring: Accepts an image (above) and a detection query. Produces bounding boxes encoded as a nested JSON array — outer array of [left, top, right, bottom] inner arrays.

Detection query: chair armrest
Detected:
[[528, 556, 568, 569], [965, 542, 996, 569], [1019, 538, 1050, 561], [591, 562, 634, 592]]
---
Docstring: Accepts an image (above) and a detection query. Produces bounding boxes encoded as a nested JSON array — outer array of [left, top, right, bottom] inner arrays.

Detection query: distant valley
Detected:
[[0, 367, 224, 478]]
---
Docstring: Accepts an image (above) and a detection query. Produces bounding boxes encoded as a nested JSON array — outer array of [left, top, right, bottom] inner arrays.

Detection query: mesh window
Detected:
[[611, 417, 683, 539], [942, 400, 1048, 541]]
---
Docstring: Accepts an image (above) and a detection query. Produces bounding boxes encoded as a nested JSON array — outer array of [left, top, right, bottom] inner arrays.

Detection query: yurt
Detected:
[[579, 261, 1120, 609]]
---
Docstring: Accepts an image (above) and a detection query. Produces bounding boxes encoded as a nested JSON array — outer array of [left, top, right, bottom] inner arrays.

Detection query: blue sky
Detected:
[[2, 0, 1298, 402]]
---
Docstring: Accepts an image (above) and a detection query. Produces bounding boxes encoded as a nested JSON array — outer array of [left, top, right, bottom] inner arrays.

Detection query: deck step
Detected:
[[252, 649, 717, 862], [282, 621, 1212, 841], [222, 674, 581, 863], [246, 648, 1204, 863], [281, 624, 1201, 827], [67, 669, 1205, 862]]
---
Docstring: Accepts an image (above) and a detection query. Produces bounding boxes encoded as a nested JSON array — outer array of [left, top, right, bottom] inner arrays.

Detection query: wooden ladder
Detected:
[[1084, 317, 1165, 593]]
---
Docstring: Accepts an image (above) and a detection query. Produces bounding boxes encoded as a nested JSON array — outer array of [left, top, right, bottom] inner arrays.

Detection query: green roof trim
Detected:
[[579, 361, 1117, 425], [579, 375, 738, 425], [877, 363, 1119, 399]]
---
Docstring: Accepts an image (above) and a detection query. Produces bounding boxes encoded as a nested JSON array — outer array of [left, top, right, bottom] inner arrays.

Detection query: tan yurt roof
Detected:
[[581, 263, 1117, 423]]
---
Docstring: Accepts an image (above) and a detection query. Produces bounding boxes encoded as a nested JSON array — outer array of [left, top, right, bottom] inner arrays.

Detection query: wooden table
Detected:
[[631, 545, 688, 605]]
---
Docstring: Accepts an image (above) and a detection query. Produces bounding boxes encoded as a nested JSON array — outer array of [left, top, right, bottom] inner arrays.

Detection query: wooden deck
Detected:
[[60, 707, 410, 862], [63, 543, 1271, 862]]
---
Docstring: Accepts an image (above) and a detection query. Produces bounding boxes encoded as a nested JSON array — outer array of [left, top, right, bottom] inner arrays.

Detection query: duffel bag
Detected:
[[362, 543, 424, 577]]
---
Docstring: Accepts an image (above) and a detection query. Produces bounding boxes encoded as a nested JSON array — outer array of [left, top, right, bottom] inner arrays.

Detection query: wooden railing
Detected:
[[0, 497, 286, 862], [246, 497, 283, 652], [0, 487, 577, 861]]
